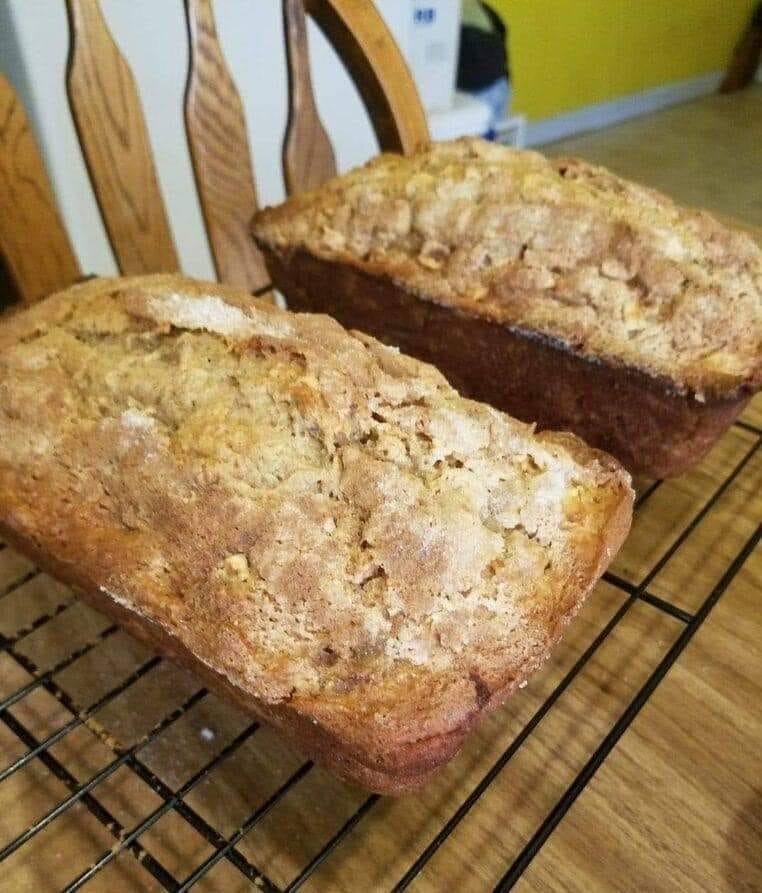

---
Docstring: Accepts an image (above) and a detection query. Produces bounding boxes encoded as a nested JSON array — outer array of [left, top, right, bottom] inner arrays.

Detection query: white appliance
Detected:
[[406, 1, 460, 112]]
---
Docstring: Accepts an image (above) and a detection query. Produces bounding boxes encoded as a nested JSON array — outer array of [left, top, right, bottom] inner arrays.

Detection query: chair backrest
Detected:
[[0, 0, 430, 305], [0, 73, 81, 305]]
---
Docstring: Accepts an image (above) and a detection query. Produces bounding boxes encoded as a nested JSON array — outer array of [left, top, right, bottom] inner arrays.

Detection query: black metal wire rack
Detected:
[[0, 376, 759, 890]]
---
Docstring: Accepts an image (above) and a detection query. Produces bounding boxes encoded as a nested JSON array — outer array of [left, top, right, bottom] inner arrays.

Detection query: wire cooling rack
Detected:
[[0, 338, 759, 890]]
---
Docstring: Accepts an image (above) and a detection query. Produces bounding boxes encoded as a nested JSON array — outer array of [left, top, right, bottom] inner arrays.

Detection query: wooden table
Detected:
[[0, 345, 759, 891]]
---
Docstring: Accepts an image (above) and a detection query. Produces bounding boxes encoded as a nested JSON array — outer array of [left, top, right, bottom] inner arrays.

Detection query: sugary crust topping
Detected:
[[252, 138, 762, 398], [0, 275, 631, 710]]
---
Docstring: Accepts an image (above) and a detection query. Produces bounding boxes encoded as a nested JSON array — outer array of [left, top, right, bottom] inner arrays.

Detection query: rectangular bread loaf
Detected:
[[251, 139, 762, 477], [0, 275, 632, 793]]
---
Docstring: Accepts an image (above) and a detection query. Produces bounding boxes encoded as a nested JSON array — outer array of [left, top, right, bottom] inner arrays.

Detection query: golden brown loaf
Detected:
[[0, 275, 633, 792], [252, 138, 761, 400]]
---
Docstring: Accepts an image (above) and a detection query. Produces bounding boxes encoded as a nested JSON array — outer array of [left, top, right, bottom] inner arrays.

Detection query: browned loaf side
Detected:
[[0, 274, 633, 793], [251, 139, 762, 477]]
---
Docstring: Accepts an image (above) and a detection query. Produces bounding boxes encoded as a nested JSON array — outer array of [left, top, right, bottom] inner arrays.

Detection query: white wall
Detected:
[[0, 0, 420, 280]]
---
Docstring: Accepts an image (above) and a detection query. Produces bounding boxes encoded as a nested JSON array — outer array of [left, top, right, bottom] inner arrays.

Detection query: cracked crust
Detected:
[[252, 138, 762, 400], [257, 249, 751, 477], [0, 274, 633, 792]]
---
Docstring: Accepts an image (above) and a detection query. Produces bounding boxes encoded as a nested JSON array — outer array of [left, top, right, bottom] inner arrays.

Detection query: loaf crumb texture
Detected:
[[252, 138, 762, 398], [0, 275, 631, 763]]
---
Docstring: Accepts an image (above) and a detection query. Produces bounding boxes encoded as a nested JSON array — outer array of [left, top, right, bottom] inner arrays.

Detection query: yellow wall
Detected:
[[489, 1, 755, 120]]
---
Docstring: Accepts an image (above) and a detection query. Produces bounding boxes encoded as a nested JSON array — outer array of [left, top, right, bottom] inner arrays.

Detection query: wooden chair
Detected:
[[0, 0, 429, 306]]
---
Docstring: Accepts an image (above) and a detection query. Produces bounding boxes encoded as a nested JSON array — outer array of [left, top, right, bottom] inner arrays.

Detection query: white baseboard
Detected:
[[525, 71, 724, 146]]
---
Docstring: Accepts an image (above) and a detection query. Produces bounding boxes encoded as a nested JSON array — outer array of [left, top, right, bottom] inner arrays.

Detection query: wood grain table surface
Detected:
[[0, 273, 759, 890]]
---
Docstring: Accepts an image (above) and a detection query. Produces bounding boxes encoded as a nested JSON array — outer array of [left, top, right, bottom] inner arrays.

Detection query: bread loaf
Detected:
[[252, 138, 762, 477], [0, 275, 632, 792]]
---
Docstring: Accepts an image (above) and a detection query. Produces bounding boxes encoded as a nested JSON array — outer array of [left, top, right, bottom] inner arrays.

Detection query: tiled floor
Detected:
[[546, 84, 762, 228]]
